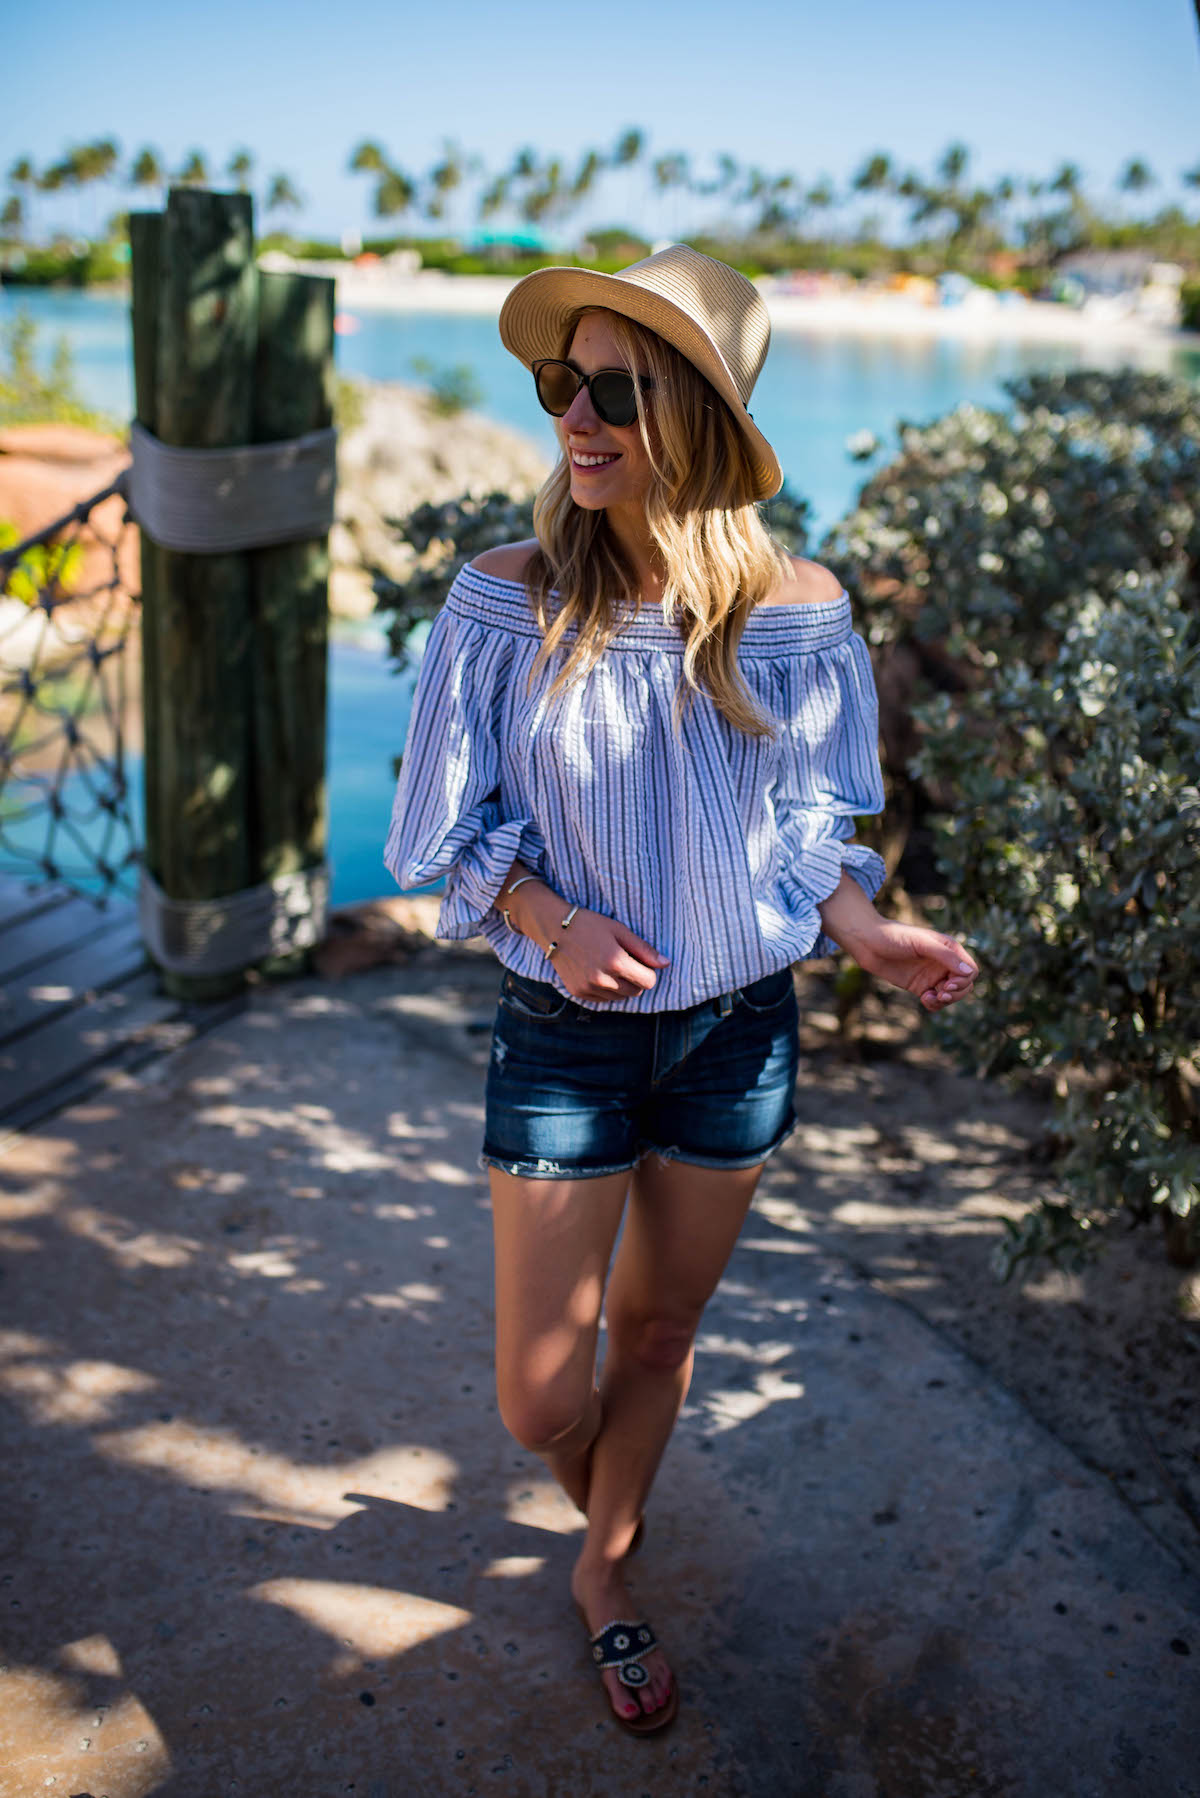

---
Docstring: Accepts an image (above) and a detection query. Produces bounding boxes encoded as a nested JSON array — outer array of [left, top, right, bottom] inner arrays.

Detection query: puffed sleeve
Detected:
[[382, 594, 548, 939], [772, 626, 887, 959]]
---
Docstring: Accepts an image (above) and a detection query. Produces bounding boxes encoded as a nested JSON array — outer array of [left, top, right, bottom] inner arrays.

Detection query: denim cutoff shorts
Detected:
[[480, 963, 801, 1181]]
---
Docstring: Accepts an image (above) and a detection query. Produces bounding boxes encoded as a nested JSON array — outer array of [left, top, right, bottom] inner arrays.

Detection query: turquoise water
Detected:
[[6, 286, 1198, 908]]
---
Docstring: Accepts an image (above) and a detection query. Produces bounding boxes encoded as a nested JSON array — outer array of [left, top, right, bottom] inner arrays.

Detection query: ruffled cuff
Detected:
[[435, 816, 550, 940], [782, 840, 887, 960]]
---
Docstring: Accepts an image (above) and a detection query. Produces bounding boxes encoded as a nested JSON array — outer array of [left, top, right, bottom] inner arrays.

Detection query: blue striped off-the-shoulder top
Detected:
[[383, 562, 887, 1013]]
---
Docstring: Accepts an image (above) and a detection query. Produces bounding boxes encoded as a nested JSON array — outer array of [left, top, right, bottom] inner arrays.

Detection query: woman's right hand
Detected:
[[504, 870, 669, 1001], [549, 905, 671, 1002]]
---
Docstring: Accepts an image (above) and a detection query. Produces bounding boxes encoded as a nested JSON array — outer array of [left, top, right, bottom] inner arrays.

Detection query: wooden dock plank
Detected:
[[0, 874, 77, 933], [0, 969, 180, 1123], [0, 911, 149, 1038], [0, 889, 134, 983]]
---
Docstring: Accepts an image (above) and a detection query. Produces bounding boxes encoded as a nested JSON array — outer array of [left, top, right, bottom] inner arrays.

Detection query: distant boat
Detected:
[[334, 312, 361, 336]]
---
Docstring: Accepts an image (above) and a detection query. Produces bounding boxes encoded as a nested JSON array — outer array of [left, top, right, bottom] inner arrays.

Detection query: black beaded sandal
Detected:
[[586, 1617, 679, 1736]]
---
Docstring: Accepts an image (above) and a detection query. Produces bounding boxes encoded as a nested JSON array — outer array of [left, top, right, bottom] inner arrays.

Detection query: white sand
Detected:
[[279, 258, 1200, 350]]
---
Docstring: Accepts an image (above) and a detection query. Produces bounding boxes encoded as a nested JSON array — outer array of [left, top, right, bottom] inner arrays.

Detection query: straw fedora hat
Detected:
[[498, 243, 783, 500]]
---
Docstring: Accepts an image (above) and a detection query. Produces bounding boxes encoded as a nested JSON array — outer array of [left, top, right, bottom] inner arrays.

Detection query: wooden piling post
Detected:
[[129, 188, 335, 998], [250, 270, 336, 979], [128, 211, 162, 897], [135, 187, 258, 1001]]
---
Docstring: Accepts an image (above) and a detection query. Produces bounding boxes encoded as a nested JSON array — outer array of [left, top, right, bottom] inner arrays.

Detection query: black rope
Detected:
[[0, 476, 142, 906]]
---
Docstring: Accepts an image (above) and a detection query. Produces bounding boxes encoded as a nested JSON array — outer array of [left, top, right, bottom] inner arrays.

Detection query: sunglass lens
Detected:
[[590, 371, 638, 427], [534, 361, 580, 416]]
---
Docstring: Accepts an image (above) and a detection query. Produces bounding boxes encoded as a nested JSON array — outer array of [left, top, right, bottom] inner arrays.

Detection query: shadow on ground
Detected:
[[1, 948, 1197, 1797]]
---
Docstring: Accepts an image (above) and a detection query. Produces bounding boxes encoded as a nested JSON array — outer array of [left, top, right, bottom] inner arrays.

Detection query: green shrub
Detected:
[[371, 481, 812, 672], [408, 356, 483, 419], [911, 570, 1200, 1278], [0, 309, 115, 429], [0, 520, 84, 601], [5, 241, 126, 287]]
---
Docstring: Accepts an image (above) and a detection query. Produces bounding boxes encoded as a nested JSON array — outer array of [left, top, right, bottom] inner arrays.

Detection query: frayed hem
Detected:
[[477, 1151, 638, 1181], [631, 1113, 799, 1173]]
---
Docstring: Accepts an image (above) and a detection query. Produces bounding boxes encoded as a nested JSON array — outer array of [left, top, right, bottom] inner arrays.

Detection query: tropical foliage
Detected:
[[372, 369, 1200, 1276], [4, 135, 1199, 294], [0, 310, 113, 429]]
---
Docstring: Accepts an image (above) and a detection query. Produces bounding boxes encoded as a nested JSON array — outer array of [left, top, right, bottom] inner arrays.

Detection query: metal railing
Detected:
[[0, 472, 143, 905]]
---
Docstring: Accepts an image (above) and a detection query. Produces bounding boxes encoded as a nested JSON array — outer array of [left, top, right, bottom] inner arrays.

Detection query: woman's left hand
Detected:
[[855, 921, 979, 1012]]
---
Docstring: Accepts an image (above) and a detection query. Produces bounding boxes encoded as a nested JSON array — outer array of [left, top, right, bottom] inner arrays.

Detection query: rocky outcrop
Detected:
[[0, 391, 550, 624], [330, 381, 550, 619], [0, 423, 137, 600]]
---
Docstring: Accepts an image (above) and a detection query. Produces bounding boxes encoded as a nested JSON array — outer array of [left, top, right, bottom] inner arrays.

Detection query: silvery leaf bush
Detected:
[[820, 368, 1199, 657], [373, 484, 811, 673], [817, 370, 1200, 876], [909, 571, 1200, 1279], [372, 491, 536, 673]]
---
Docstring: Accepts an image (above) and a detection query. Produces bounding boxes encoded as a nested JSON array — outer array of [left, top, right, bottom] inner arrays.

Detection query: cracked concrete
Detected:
[[1, 945, 1197, 1797]]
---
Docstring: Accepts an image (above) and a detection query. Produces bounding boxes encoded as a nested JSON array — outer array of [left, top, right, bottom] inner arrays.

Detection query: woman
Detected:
[[384, 245, 978, 1736]]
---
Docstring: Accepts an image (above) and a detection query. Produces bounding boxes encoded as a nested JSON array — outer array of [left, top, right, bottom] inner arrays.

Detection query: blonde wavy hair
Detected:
[[522, 307, 794, 740]]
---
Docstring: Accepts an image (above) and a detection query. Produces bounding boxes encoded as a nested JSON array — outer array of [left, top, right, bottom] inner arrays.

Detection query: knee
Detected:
[[609, 1310, 701, 1373], [496, 1378, 599, 1457]]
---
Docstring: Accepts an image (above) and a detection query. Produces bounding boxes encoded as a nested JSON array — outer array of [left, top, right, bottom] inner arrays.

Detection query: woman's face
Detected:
[[557, 310, 655, 515]]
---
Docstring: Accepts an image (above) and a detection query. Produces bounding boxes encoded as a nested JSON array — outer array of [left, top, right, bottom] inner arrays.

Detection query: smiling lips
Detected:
[[571, 451, 621, 471]]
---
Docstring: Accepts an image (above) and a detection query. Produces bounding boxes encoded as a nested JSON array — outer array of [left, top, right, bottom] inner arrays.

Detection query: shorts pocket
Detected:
[[737, 965, 796, 1014], [500, 969, 574, 1021]]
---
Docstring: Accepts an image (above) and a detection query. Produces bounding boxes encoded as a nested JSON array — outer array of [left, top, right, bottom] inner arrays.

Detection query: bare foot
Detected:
[[570, 1555, 675, 1726]]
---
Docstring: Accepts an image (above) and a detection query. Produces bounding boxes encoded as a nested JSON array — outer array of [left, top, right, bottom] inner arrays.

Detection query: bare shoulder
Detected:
[[468, 539, 540, 583], [759, 555, 846, 608]]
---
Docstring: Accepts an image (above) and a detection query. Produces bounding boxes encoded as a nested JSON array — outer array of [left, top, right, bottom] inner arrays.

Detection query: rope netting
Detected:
[[0, 474, 143, 906]]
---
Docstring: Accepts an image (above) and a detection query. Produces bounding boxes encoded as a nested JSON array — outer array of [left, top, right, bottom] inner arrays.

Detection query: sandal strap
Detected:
[[589, 1619, 659, 1689]]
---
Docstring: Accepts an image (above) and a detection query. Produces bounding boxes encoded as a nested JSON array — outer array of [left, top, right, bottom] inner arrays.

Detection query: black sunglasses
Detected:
[[532, 358, 654, 429]]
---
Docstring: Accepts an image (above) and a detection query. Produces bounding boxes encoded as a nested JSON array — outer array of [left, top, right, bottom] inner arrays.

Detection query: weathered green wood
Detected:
[[129, 211, 163, 899], [152, 187, 258, 1000], [249, 271, 336, 979]]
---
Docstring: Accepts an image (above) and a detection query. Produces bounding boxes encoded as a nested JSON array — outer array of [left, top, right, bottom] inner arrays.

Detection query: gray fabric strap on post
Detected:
[[138, 861, 331, 976], [126, 420, 338, 553]]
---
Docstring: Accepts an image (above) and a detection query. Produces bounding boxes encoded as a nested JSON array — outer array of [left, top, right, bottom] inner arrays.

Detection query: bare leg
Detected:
[[570, 1153, 768, 1721], [489, 1164, 629, 1512]]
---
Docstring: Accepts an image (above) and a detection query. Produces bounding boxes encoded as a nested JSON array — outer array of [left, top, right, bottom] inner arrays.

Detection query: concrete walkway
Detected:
[[1, 946, 1197, 1798]]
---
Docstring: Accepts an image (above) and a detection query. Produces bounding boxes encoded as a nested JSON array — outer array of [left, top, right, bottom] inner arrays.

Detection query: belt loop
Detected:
[[715, 991, 733, 1019]]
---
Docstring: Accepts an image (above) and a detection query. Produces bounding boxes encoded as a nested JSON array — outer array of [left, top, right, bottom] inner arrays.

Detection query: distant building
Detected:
[[1053, 251, 1183, 326]]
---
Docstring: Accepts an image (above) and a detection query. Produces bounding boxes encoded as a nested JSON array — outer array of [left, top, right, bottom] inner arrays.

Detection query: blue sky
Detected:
[[7, 0, 1199, 242]]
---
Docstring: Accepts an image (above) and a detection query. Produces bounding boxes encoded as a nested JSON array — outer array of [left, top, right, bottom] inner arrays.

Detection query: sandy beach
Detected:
[[267, 256, 1200, 349]]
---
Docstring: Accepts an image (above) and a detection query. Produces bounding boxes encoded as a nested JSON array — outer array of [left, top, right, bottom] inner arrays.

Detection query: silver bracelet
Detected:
[[545, 903, 581, 962], [499, 872, 542, 933]]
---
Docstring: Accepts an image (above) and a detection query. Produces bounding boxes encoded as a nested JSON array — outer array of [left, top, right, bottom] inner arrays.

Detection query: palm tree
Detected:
[[1, 194, 22, 241], [76, 139, 119, 236], [426, 142, 464, 222], [227, 148, 255, 193], [176, 150, 210, 188], [478, 174, 510, 221], [349, 141, 388, 177], [375, 167, 416, 223], [7, 157, 36, 242], [805, 176, 837, 244], [522, 159, 564, 225], [852, 152, 893, 195], [936, 142, 970, 190], [850, 151, 894, 243], [130, 147, 165, 208], [612, 129, 643, 169], [571, 149, 602, 202], [1117, 156, 1156, 224], [266, 173, 302, 217], [611, 129, 644, 228]]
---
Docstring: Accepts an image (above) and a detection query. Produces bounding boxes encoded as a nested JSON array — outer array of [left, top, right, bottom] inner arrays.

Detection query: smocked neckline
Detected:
[[451, 563, 853, 656]]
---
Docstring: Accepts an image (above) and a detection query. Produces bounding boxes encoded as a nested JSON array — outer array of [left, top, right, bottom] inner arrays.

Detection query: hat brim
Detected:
[[498, 266, 784, 501]]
